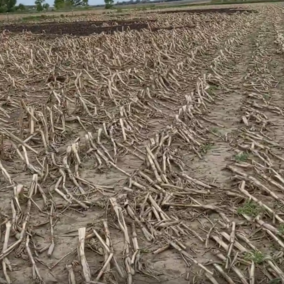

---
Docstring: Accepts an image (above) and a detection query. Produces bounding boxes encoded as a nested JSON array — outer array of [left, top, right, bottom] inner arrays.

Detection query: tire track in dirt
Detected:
[[115, 19, 262, 284], [225, 15, 284, 282], [175, 7, 284, 283], [175, 15, 266, 284], [133, 13, 266, 284], [181, 16, 263, 187], [136, 15, 270, 284], [265, 18, 284, 150], [185, 6, 284, 283]]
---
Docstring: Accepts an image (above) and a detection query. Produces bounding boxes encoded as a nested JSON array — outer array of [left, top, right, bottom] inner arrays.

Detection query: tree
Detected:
[[67, 0, 88, 6], [104, 0, 113, 9], [35, 0, 44, 11], [7, 0, 16, 11], [17, 3, 26, 10], [0, 0, 17, 12], [42, 2, 49, 9], [54, 0, 88, 9], [54, 0, 64, 9]]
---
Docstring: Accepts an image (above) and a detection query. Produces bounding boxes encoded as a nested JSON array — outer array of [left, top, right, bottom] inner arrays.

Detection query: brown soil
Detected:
[[1, 21, 151, 36], [158, 7, 256, 14], [0, 20, 197, 36], [0, 8, 255, 37]]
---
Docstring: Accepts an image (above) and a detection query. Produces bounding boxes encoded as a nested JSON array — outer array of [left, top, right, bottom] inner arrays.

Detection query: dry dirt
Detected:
[[1, 4, 284, 284]]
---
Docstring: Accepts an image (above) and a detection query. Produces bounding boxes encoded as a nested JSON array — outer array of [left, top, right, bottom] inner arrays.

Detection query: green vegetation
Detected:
[[20, 9, 93, 21], [211, 128, 219, 134], [140, 248, 150, 253], [235, 152, 249, 162], [207, 85, 219, 95], [54, 0, 88, 10], [237, 201, 263, 217], [263, 93, 271, 100], [278, 224, 284, 235], [244, 250, 265, 264], [269, 279, 281, 284], [0, 0, 17, 13], [35, 0, 46, 11], [201, 143, 213, 153], [211, 0, 283, 4], [17, 3, 25, 10], [104, 0, 113, 9], [43, 3, 49, 10], [21, 14, 54, 21], [136, 6, 147, 11]]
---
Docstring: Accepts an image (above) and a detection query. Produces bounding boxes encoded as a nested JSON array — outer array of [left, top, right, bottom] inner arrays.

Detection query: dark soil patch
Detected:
[[0, 8, 255, 37], [0, 20, 196, 37], [158, 7, 256, 15], [0, 20, 153, 36]]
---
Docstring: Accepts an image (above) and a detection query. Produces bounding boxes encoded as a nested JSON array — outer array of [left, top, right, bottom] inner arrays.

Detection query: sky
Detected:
[[20, 0, 105, 5]]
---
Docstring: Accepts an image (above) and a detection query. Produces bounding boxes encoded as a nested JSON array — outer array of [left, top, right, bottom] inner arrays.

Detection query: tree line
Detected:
[[0, 0, 89, 12], [34, 0, 88, 11], [0, 0, 115, 13]]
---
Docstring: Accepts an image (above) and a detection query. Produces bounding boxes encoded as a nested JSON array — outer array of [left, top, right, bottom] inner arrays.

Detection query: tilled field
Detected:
[[0, 20, 153, 36], [1, 4, 284, 284], [0, 8, 251, 36]]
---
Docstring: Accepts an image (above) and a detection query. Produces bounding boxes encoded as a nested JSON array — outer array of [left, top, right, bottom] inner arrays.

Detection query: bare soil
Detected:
[[1, 20, 151, 36], [0, 8, 253, 36], [158, 7, 256, 14]]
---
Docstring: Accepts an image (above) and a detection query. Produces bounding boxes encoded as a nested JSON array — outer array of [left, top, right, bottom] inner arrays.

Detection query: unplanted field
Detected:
[[1, 4, 284, 284], [0, 7, 253, 36]]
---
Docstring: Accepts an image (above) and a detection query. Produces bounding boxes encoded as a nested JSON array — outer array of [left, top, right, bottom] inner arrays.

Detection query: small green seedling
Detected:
[[237, 201, 263, 217], [263, 94, 271, 100], [269, 278, 281, 284], [140, 248, 150, 253], [244, 250, 265, 264], [278, 224, 284, 235], [206, 85, 218, 95], [211, 128, 219, 134], [201, 143, 213, 153], [235, 152, 249, 162]]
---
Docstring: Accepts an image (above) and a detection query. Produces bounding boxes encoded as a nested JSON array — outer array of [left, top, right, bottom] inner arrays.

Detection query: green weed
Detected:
[[22, 14, 54, 21], [140, 248, 150, 253], [211, 128, 219, 134], [206, 85, 218, 95], [237, 201, 263, 217], [235, 152, 249, 162], [263, 94, 271, 100], [244, 250, 265, 264], [136, 7, 147, 11], [201, 143, 213, 153], [278, 224, 284, 235]]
